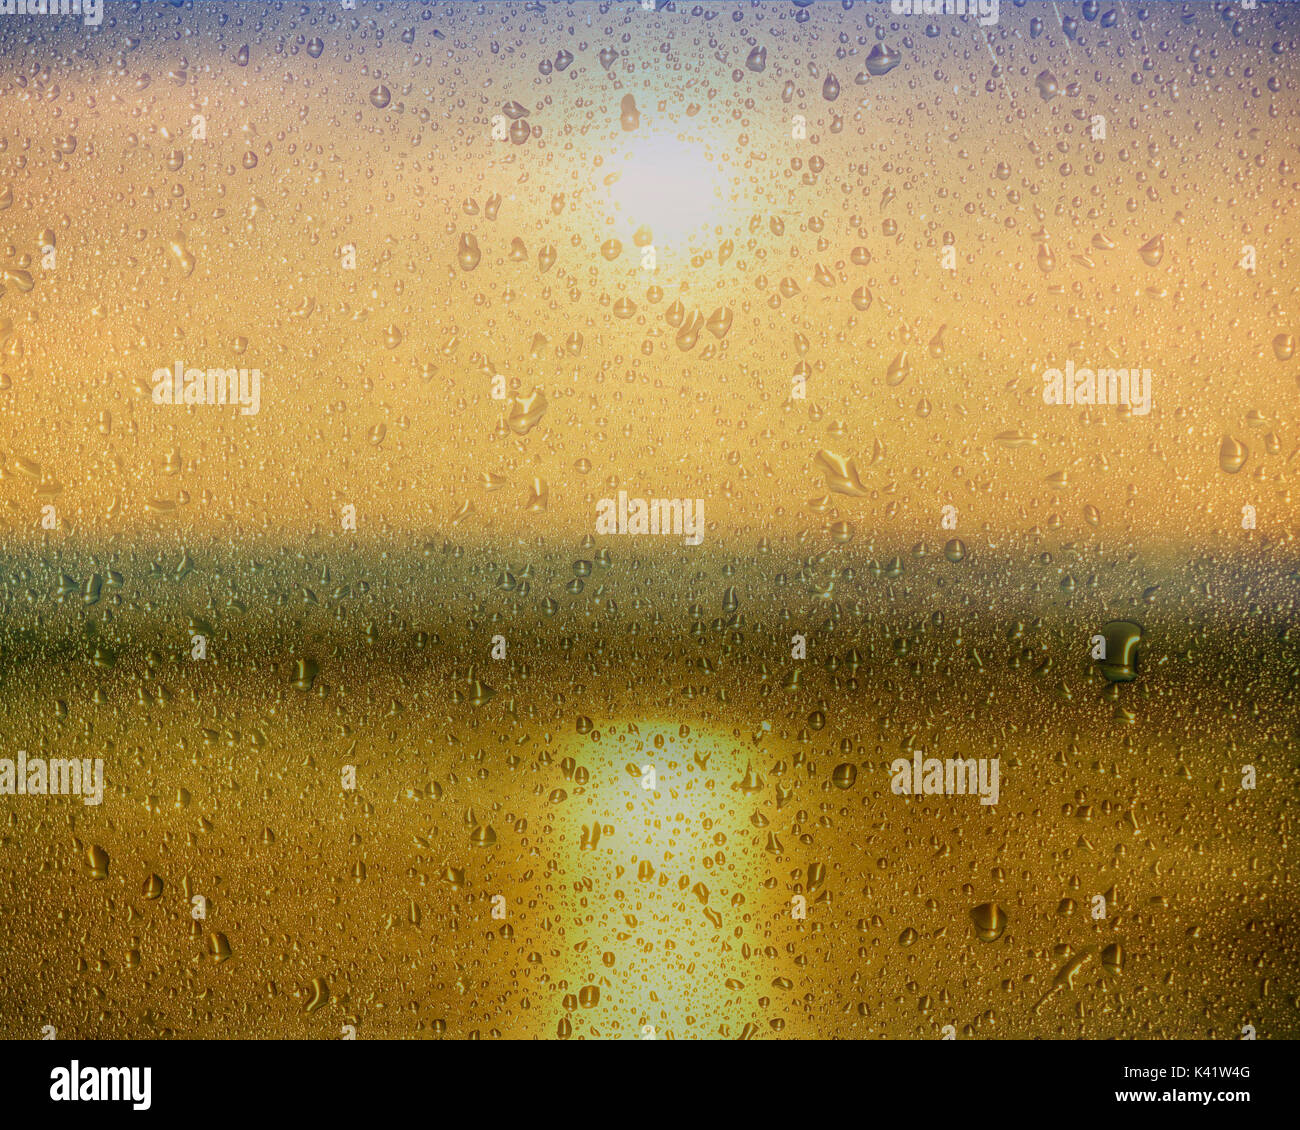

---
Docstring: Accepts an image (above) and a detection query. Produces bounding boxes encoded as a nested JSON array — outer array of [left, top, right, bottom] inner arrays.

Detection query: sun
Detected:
[[603, 130, 727, 254]]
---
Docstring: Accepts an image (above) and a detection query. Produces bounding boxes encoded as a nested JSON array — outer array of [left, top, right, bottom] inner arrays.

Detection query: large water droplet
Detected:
[[1218, 435, 1248, 474]]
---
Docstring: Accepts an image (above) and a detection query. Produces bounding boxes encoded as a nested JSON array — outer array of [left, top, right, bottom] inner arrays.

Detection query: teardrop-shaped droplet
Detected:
[[620, 94, 640, 131], [865, 44, 901, 76], [970, 902, 1007, 942], [1138, 234, 1164, 267], [85, 845, 109, 879], [1218, 435, 1248, 474], [706, 307, 733, 338]]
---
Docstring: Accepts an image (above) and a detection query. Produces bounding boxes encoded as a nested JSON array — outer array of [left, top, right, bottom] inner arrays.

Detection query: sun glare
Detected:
[[606, 132, 726, 251]]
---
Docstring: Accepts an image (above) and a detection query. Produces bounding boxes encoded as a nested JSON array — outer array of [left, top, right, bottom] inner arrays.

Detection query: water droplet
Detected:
[[303, 976, 329, 1011], [1097, 621, 1142, 683], [706, 307, 733, 338], [457, 233, 481, 271], [815, 449, 868, 496], [168, 231, 196, 277], [508, 388, 547, 436], [620, 94, 640, 131], [970, 902, 1007, 941], [736, 764, 765, 793], [865, 44, 901, 76], [1138, 234, 1164, 267], [85, 845, 109, 880], [1218, 435, 1248, 474], [292, 658, 318, 691]]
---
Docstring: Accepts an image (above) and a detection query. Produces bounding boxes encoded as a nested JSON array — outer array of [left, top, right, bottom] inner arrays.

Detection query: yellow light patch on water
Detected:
[[547, 727, 810, 1040]]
